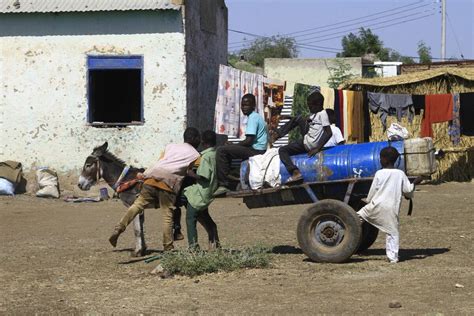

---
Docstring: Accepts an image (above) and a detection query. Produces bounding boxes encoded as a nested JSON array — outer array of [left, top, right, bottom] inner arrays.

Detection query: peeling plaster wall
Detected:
[[0, 11, 187, 172], [184, 0, 228, 132]]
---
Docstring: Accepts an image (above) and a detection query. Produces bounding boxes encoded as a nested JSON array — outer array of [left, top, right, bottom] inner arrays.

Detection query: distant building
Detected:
[[374, 61, 403, 77], [401, 60, 474, 74], [0, 0, 228, 171], [264, 57, 363, 95]]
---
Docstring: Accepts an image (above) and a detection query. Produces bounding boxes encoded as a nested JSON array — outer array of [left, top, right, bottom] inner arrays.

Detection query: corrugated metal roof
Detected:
[[0, 0, 181, 13]]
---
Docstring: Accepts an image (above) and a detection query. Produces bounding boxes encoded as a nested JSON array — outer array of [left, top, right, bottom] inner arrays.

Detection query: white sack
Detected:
[[0, 178, 15, 195], [36, 168, 59, 198], [248, 148, 281, 189], [387, 123, 409, 140]]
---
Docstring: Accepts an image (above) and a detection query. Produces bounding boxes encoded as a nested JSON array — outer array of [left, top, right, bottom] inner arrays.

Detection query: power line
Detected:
[[227, 29, 342, 53], [286, 4, 433, 37], [301, 13, 436, 44], [228, 7, 436, 51], [298, 9, 437, 44], [446, 12, 465, 59], [285, 0, 429, 36], [228, 0, 434, 46]]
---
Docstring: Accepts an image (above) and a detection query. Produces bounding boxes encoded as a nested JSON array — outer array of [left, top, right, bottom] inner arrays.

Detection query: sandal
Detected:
[[285, 174, 304, 185]]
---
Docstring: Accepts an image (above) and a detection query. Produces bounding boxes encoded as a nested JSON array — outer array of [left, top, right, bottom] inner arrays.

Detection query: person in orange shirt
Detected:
[[109, 128, 201, 251]]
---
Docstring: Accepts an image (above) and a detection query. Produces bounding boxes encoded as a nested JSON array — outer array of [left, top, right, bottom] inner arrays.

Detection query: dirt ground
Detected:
[[0, 182, 473, 315]]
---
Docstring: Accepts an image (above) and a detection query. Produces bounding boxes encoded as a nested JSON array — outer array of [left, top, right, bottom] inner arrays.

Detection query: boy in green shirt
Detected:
[[184, 130, 220, 249]]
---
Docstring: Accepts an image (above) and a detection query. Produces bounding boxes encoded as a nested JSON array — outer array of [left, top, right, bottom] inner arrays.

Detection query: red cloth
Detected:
[[338, 89, 344, 137], [421, 94, 454, 137]]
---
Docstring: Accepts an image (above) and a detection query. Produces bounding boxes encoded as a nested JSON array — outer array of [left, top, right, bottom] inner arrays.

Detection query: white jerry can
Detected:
[[404, 137, 437, 176]]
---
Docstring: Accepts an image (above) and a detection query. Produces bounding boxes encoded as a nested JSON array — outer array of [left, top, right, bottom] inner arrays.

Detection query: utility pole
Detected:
[[441, 0, 446, 61]]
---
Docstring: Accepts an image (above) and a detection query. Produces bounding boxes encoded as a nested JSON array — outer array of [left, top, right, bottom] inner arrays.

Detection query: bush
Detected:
[[159, 245, 272, 277]]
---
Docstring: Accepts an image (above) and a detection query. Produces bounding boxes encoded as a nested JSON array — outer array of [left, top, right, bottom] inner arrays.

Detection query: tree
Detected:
[[417, 41, 432, 64], [338, 28, 416, 64], [327, 59, 355, 89], [238, 36, 298, 67], [338, 28, 389, 60]]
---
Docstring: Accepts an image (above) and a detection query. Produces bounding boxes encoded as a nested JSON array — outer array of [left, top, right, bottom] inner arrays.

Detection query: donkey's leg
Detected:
[[132, 213, 147, 257]]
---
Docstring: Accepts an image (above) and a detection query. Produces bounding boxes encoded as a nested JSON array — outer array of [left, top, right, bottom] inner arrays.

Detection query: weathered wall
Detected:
[[184, 0, 228, 132], [0, 11, 187, 172], [264, 57, 363, 95]]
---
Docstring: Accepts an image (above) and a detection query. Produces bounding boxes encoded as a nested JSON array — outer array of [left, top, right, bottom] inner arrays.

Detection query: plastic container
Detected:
[[241, 140, 405, 185], [404, 137, 437, 176]]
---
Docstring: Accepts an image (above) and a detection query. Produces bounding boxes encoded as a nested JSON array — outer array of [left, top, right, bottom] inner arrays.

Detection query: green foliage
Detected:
[[238, 36, 298, 67], [417, 41, 432, 64], [159, 246, 272, 277], [289, 84, 313, 141], [338, 27, 416, 64], [327, 59, 355, 89], [338, 28, 388, 60], [400, 56, 416, 64]]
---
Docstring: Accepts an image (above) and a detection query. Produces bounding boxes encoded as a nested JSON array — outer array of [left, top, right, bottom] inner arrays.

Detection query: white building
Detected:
[[0, 0, 227, 171], [374, 61, 403, 77]]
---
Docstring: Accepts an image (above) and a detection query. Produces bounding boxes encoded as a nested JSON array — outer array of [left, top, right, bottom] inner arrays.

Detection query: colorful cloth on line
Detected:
[[460, 92, 474, 136], [263, 78, 285, 131], [421, 94, 454, 138], [448, 94, 461, 145], [368, 92, 414, 130], [214, 65, 265, 138], [320, 86, 335, 109]]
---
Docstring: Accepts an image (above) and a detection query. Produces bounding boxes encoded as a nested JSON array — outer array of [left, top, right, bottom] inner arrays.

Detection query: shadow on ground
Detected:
[[361, 247, 450, 261]]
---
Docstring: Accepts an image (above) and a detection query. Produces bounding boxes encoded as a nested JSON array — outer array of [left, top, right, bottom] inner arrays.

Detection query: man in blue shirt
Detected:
[[214, 93, 268, 196]]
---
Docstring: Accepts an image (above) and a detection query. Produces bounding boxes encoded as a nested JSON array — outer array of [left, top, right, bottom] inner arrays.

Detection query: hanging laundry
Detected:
[[412, 95, 425, 115], [263, 78, 285, 132], [334, 89, 341, 130], [338, 89, 345, 137], [421, 94, 454, 138], [215, 65, 266, 139], [345, 90, 354, 140], [448, 94, 461, 145], [240, 70, 264, 136], [351, 91, 365, 142], [460, 92, 474, 136], [367, 92, 414, 130], [215, 65, 242, 138], [343, 90, 349, 139], [320, 86, 335, 109], [363, 91, 372, 142]]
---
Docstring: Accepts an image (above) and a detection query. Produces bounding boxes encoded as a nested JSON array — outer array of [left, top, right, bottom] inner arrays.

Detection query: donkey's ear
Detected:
[[93, 142, 108, 156]]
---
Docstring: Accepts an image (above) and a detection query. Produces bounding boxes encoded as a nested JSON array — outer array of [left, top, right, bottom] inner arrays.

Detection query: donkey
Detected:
[[78, 142, 181, 257]]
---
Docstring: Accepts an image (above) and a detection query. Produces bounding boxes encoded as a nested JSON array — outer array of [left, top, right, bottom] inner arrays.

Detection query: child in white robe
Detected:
[[357, 146, 422, 263]]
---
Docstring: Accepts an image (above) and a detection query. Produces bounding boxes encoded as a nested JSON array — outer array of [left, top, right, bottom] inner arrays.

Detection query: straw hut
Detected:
[[342, 68, 474, 182]]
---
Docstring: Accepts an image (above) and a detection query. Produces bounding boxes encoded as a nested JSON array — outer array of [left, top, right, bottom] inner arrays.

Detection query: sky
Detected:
[[226, 0, 474, 61]]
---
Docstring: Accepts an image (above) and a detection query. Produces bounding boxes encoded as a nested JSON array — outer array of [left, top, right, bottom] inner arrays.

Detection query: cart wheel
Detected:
[[297, 199, 362, 263], [357, 222, 379, 253]]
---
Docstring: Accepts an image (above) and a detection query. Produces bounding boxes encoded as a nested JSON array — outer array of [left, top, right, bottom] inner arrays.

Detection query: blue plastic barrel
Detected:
[[240, 141, 405, 186]]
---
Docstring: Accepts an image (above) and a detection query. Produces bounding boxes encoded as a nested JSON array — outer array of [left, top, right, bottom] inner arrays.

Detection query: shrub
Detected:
[[159, 245, 272, 277]]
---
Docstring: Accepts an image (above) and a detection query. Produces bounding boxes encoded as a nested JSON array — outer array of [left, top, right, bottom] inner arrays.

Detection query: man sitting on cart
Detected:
[[214, 93, 268, 196], [270, 90, 332, 184]]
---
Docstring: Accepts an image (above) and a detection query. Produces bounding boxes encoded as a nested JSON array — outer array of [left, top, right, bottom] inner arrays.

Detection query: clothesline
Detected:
[[214, 64, 474, 145]]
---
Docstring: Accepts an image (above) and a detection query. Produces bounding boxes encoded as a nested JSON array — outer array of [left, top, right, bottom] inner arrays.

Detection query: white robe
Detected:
[[357, 169, 414, 236]]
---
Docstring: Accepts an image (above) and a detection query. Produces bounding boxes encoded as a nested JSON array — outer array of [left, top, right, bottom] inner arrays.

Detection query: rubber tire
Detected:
[[297, 199, 362, 263], [357, 222, 379, 253]]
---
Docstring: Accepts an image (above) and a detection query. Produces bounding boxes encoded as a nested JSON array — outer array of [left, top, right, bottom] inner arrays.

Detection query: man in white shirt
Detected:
[[271, 91, 332, 184], [324, 109, 345, 147]]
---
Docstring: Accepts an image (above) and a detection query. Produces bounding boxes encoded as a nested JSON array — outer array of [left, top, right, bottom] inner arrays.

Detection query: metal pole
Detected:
[[441, 0, 446, 61]]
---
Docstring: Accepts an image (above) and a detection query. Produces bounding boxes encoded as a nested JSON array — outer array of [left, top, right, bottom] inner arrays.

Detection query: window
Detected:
[[87, 56, 143, 126]]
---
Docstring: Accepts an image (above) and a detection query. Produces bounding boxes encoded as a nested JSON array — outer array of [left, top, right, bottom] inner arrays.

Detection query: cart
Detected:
[[226, 177, 380, 263]]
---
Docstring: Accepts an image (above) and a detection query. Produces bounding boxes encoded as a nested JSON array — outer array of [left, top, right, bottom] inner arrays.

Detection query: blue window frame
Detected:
[[87, 55, 144, 126]]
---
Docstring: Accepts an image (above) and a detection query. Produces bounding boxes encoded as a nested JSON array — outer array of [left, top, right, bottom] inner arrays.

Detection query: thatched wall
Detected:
[[343, 68, 474, 182]]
